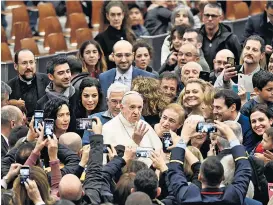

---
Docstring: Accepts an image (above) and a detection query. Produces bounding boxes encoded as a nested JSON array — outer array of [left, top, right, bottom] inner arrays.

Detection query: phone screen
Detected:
[[20, 166, 30, 184], [136, 147, 154, 158], [34, 110, 44, 129], [227, 57, 235, 67], [76, 118, 92, 130], [162, 132, 173, 153], [44, 119, 54, 137], [232, 84, 239, 93], [196, 122, 217, 133], [103, 144, 110, 153]]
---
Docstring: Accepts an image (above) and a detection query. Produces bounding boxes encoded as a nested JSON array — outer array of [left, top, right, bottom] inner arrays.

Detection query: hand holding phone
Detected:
[[34, 110, 44, 129], [76, 118, 92, 130], [20, 165, 30, 184], [136, 147, 154, 158], [196, 122, 217, 133], [162, 132, 173, 153], [44, 119, 54, 138]]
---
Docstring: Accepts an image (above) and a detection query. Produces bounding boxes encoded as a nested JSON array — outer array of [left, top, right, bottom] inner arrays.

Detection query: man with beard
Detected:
[[99, 40, 156, 99], [8, 49, 50, 119], [210, 49, 234, 84], [214, 35, 265, 91], [213, 89, 255, 153]]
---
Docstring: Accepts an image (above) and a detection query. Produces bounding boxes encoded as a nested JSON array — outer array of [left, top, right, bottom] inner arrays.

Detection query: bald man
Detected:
[[1, 105, 24, 158], [99, 40, 156, 104], [181, 62, 203, 85], [210, 49, 234, 84], [102, 91, 162, 167], [59, 132, 82, 154], [58, 174, 83, 201]]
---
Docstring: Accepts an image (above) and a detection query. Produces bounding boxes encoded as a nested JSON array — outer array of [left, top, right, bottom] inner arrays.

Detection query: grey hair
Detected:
[[1, 81, 12, 102], [1, 105, 22, 126], [121, 91, 143, 105], [217, 121, 243, 149], [220, 154, 254, 198], [205, 3, 223, 16], [107, 82, 130, 99], [171, 6, 195, 27]]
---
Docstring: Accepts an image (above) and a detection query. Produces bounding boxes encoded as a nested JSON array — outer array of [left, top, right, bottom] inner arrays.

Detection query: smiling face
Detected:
[[83, 44, 100, 67], [81, 86, 99, 112], [250, 111, 273, 136], [160, 78, 178, 101], [48, 63, 71, 89], [134, 47, 151, 70], [56, 104, 70, 131], [184, 82, 204, 108], [14, 50, 36, 81], [213, 98, 233, 121]]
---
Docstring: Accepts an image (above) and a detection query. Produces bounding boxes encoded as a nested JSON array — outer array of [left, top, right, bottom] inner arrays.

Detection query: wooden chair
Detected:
[[43, 16, 63, 49], [76, 28, 93, 48], [11, 5, 29, 39], [226, 1, 241, 20], [92, 1, 103, 27], [37, 3, 57, 35], [1, 26, 7, 43], [69, 13, 88, 45], [1, 43, 13, 62], [65, 1, 83, 29], [47, 33, 68, 54], [250, 1, 263, 15], [14, 21, 33, 52], [234, 2, 249, 19], [6, 0, 25, 9], [20, 38, 40, 55]]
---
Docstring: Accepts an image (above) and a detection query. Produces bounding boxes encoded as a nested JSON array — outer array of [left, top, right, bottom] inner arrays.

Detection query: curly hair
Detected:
[[131, 77, 170, 116], [44, 98, 70, 121]]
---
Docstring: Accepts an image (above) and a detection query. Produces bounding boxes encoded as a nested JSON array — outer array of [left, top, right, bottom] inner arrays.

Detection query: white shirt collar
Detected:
[[1, 134, 9, 146], [115, 66, 133, 81], [234, 112, 241, 122]]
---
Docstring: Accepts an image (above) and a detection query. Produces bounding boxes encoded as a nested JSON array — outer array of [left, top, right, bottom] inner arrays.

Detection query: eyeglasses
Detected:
[[114, 53, 133, 58], [203, 13, 220, 19], [18, 61, 36, 67]]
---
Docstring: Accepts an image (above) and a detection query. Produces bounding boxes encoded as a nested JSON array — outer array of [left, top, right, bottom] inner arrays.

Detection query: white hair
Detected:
[[107, 82, 130, 99], [121, 91, 143, 105], [220, 154, 254, 198], [223, 121, 243, 144]]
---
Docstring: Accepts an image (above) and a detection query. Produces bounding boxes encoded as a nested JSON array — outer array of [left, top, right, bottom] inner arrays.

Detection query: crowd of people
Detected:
[[1, 0, 273, 205]]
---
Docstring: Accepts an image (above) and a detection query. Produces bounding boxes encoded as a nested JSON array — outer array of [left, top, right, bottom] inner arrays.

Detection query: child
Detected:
[[240, 70, 273, 117], [254, 127, 273, 163]]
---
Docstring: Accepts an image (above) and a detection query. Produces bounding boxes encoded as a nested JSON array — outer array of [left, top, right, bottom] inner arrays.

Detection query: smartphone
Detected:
[[44, 119, 54, 138], [20, 166, 30, 184], [76, 118, 92, 130], [136, 147, 154, 158], [162, 132, 173, 153], [196, 122, 217, 133], [269, 183, 273, 199], [199, 71, 210, 82], [232, 84, 239, 94], [103, 144, 111, 154], [34, 110, 44, 129], [227, 57, 235, 67]]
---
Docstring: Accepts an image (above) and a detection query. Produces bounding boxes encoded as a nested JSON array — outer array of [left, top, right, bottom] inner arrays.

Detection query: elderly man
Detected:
[[8, 49, 49, 118], [99, 40, 156, 99], [102, 91, 162, 166], [180, 62, 203, 86], [210, 49, 234, 84], [1, 81, 12, 107], [1, 105, 24, 158]]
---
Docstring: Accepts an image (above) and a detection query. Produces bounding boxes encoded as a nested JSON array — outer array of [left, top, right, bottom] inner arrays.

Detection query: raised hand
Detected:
[[132, 121, 149, 145], [24, 179, 44, 204], [150, 150, 168, 172], [47, 134, 58, 161]]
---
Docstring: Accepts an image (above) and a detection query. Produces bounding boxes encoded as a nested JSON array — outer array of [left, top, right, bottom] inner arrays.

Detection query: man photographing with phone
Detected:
[[214, 35, 265, 91], [167, 115, 252, 204]]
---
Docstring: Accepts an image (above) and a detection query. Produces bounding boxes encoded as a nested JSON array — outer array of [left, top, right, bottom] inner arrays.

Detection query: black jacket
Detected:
[[1, 135, 9, 159], [71, 72, 90, 92], [167, 145, 251, 204], [7, 73, 50, 117], [144, 6, 172, 35], [200, 23, 242, 70], [241, 11, 273, 46]]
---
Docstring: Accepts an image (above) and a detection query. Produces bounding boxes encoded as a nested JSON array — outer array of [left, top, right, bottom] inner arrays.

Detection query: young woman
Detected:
[[75, 77, 103, 118], [249, 104, 273, 154], [132, 40, 158, 76], [44, 98, 70, 139], [161, 6, 194, 65], [95, 1, 136, 69], [78, 40, 107, 78]]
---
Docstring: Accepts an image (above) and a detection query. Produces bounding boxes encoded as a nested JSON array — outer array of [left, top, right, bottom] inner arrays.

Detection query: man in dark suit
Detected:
[[241, 1, 273, 57], [1, 105, 24, 158], [213, 89, 255, 153], [99, 40, 156, 99], [8, 49, 50, 119], [167, 118, 251, 205]]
